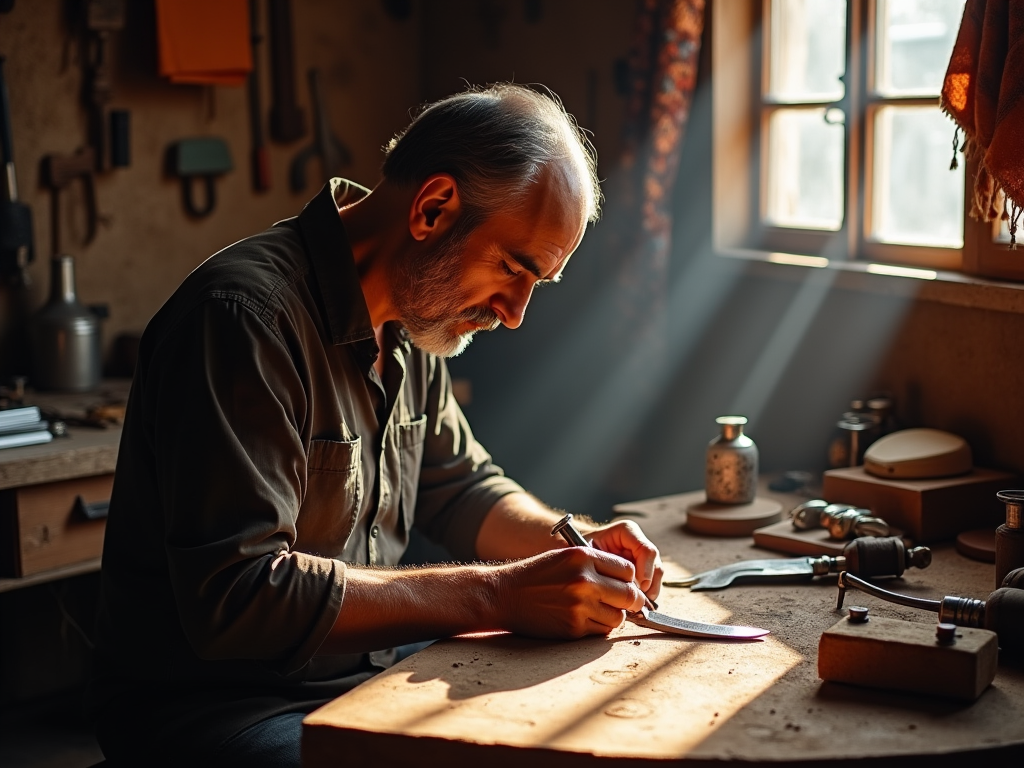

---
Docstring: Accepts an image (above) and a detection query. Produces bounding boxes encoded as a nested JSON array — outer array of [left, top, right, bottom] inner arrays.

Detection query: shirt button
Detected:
[[370, 525, 379, 539]]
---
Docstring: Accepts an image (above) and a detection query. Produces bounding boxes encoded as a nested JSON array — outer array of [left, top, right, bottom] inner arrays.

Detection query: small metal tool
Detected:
[[666, 536, 930, 590], [790, 499, 891, 540], [836, 570, 1024, 653], [550, 514, 769, 640]]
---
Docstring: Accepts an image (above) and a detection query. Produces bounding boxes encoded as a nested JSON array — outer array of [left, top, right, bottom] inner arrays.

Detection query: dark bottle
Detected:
[[995, 490, 1024, 589]]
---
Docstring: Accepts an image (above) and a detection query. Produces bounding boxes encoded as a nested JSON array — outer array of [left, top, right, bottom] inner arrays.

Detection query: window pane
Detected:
[[765, 109, 844, 230], [996, 216, 1011, 244], [768, 0, 846, 102], [871, 107, 964, 247], [876, 0, 966, 96]]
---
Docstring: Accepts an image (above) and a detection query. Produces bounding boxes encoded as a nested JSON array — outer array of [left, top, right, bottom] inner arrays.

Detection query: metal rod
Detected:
[[551, 513, 590, 548], [836, 571, 941, 613]]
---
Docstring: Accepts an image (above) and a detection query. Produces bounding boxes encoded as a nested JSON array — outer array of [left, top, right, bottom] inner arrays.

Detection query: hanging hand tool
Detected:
[[289, 68, 352, 192], [665, 536, 931, 590], [836, 568, 1024, 653], [268, 0, 306, 143], [247, 0, 270, 191], [84, 0, 126, 172], [551, 514, 769, 640], [169, 138, 233, 218], [0, 55, 33, 282], [42, 148, 99, 251]]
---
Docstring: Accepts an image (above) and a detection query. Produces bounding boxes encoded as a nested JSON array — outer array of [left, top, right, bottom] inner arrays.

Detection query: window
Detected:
[[713, 0, 1014, 278]]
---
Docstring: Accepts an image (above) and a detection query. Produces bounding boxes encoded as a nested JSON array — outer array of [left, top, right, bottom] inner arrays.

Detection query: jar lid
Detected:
[[715, 415, 747, 426]]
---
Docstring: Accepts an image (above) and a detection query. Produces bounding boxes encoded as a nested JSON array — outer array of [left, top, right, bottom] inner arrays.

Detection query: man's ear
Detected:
[[409, 174, 461, 242]]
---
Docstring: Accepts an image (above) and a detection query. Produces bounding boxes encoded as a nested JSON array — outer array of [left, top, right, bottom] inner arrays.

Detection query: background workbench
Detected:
[[0, 383, 127, 768], [303, 490, 1024, 766]]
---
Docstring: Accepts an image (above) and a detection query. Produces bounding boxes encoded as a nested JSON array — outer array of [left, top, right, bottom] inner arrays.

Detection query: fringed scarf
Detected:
[[941, 0, 1024, 248]]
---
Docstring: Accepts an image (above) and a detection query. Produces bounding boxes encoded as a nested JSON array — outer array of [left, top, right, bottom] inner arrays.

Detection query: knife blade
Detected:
[[627, 606, 770, 640], [666, 558, 824, 590]]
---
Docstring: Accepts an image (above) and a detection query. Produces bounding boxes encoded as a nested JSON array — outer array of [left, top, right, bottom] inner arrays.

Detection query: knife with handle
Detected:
[[666, 536, 931, 590], [551, 514, 770, 640]]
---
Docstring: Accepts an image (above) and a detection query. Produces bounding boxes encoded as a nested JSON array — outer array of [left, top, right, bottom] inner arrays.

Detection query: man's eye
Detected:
[[501, 261, 519, 277]]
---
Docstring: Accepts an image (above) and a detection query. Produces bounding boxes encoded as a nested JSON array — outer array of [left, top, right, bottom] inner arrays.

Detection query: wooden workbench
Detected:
[[0, 381, 127, 591], [303, 491, 1024, 766]]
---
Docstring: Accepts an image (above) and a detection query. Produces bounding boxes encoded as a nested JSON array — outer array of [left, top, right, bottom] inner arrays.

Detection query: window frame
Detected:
[[714, 0, 1011, 278]]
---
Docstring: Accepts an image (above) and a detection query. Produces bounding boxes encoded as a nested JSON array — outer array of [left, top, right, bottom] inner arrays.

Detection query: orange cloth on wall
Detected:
[[156, 0, 252, 86], [941, 0, 1024, 232]]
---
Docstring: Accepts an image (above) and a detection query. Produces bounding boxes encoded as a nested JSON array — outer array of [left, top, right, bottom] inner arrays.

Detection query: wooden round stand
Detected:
[[955, 528, 996, 563], [685, 497, 783, 537]]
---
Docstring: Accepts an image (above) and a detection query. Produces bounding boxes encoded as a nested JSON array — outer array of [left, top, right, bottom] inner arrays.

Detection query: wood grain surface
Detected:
[[304, 490, 1024, 766]]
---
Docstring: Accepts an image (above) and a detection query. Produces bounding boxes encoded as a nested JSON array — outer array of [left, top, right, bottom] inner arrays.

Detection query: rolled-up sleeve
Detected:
[[411, 356, 524, 560], [150, 299, 344, 673]]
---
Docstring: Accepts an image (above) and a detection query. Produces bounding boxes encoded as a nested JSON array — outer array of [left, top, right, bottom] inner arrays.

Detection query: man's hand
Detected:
[[584, 520, 663, 601], [494, 547, 647, 638], [475, 492, 664, 618]]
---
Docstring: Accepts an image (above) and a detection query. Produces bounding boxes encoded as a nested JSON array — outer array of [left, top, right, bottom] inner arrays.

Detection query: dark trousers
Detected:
[[98, 641, 433, 766]]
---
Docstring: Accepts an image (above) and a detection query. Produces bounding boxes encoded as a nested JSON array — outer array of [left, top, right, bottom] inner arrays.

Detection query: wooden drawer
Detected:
[[0, 474, 113, 577]]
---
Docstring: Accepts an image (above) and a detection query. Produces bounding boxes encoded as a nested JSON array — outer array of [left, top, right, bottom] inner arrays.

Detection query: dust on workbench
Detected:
[[24, 379, 132, 430]]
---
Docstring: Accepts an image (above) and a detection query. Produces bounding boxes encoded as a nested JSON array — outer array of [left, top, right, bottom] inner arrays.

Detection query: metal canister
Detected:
[[706, 415, 758, 504], [31, 255, 102, 392]]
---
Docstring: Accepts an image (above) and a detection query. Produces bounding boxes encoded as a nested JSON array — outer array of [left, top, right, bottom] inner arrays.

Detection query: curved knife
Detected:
[[664, 539, 932, 591], [667, 558, 827, 591]]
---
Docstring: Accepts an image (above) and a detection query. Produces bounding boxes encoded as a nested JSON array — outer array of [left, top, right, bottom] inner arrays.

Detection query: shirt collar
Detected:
[[297, 178, 375, 346]]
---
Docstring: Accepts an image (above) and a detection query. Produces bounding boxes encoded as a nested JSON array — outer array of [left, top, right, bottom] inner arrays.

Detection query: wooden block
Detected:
[[753, 519, 848, 556], [821, 466, 1016, 543], [818, 614, 997, 701], [0, 473, 113, 577], [752, 520, 910, 557]]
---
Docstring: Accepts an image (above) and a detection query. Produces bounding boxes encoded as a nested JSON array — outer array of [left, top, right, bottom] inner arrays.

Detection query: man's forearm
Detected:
[[321, 562, 504, 654], [475, 492, 583, 561], [320, 493, 663, 655]]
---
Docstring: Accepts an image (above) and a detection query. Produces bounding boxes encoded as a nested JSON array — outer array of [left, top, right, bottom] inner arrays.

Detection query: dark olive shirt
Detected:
[[94, 179, 523, 753]]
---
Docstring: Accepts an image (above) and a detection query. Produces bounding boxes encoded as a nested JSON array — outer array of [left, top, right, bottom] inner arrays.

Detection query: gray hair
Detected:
[[382, 83, 601, 230]]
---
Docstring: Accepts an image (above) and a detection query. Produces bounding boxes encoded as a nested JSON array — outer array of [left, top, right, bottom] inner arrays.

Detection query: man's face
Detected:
[[392, 164, 587, 357]]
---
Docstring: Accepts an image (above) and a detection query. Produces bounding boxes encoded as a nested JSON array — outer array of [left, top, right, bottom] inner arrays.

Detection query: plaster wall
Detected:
[[0, 0, 420, 373], [1, 0, 1020, 512]]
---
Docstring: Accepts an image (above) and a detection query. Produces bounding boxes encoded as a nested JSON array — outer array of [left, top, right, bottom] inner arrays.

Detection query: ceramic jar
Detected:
[[706, 415, 758, 504]]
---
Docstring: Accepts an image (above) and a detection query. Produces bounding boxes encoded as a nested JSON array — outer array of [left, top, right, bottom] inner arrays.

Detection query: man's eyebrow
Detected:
[[508, 251, 544, 278], [509, 250, 561, 283]]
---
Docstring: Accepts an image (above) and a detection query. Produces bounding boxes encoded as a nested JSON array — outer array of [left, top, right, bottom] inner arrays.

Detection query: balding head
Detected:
[[382, 84, 601, 230]]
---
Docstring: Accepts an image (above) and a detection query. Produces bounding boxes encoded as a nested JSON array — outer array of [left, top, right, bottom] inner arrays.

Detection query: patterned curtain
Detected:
[[609, 0, 706, 348]]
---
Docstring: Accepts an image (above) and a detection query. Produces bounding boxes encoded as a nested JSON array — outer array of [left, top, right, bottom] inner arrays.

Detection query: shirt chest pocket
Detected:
[[297, 436, 362, 556], [396, 415, 426, 529]]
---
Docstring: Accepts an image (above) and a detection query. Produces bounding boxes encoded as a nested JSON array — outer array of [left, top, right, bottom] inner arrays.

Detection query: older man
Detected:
[[93, 84, 663, 767]]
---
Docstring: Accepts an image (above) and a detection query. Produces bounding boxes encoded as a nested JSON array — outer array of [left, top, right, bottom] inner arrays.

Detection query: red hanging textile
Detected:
[[941, 0, 1024, 245]]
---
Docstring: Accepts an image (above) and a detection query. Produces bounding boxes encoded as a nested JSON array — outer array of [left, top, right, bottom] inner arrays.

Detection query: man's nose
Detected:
[[493, 282, 535, 329]]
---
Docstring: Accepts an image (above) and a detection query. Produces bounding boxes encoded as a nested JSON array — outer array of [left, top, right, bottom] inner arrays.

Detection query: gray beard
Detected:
[[390, 227, 500, 358]]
